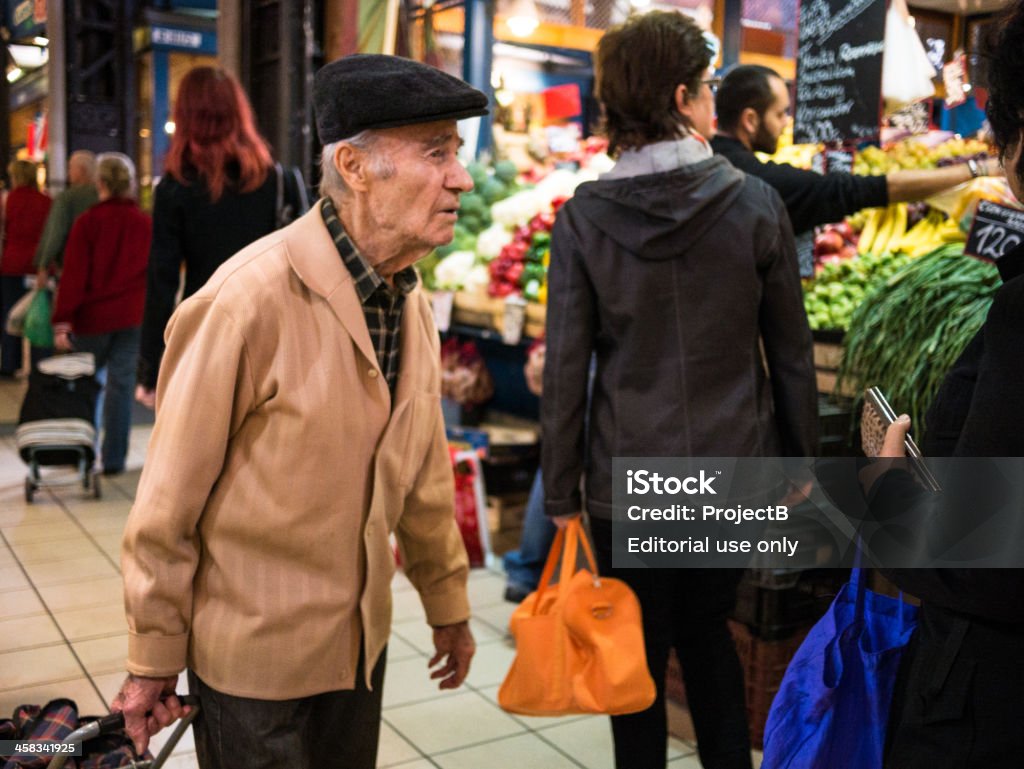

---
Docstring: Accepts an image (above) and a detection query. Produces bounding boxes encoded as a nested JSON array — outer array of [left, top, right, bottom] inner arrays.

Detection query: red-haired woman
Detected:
[[136, 66, 307, 406]]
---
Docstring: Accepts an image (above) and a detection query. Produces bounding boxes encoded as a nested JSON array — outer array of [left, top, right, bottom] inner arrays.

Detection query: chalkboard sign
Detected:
[[966, 201, 1024, 262], [795, 0, 887, 145]]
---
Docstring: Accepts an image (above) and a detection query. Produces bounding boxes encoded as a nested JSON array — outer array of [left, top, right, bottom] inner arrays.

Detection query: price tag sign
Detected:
[[943, 54, 968, 109], [501, 295, 527, 346], [824, 148, 856, 174], [966, 201, 1024, 262], [432, 290, 454, 333], [885, 101, 932, 135]]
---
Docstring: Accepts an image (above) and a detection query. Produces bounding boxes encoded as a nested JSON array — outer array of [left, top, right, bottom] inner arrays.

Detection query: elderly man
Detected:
[[112, 55, 486, 769], [34, 150, 98, 279]]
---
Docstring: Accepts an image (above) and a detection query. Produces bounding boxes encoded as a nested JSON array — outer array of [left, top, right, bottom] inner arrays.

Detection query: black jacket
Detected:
[[137, 166, 307, 389], [541, 155, 818, 520], [879, 242, 1024, 767], [711, 135, 889, 236]]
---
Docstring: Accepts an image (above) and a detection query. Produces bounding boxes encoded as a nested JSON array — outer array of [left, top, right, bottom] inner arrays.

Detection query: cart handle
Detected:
[[85, 694, 200, 738], [48, 695, 200, 769]]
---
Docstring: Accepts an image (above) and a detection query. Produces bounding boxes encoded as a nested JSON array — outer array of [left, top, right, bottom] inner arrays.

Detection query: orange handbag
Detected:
[[498, 519, 657, 716]]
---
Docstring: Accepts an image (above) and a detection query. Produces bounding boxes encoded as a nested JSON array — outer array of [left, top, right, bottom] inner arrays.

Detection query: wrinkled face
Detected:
[[362, 120, 474, 252], [751, 76, 791, 154]]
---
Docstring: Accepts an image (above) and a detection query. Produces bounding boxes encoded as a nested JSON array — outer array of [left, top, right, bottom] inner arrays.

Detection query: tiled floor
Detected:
[[0, 379, 761, 769]]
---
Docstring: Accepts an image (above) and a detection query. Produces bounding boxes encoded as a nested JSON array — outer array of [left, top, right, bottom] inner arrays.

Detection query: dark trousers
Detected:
[[0, 275, 28, 374], [589, 517, 752, 769], [73, 327, 140, 472], [188, 648, 386, 769]]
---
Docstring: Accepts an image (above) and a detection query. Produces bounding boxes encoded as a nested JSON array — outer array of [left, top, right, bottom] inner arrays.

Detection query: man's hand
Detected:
[[135, 385, 156, 410], [110, 673, 187, 755], [429, 621, 475, 690]]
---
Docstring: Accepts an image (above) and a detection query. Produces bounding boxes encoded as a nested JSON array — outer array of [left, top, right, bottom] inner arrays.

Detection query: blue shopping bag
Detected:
[[761, 569, 918, 769]]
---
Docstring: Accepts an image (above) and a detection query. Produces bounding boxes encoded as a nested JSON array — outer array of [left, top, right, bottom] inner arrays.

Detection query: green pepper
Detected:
[[531, 231, 551, 249], [520, 262, 546, 287]]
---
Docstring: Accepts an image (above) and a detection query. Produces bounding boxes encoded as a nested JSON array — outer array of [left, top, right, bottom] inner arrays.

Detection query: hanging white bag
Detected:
[[881, 0, 936, 112]]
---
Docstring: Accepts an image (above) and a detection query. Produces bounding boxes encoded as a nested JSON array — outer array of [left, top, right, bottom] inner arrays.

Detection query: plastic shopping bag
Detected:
[[881, 0, 936, 111], [24, 288, 53, 349], [761, 568, 918, 769], [4, 289, 36, 336]]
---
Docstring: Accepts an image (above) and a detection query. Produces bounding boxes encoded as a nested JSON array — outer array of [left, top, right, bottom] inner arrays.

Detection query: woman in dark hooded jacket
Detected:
[[541, 11, 818, 769]]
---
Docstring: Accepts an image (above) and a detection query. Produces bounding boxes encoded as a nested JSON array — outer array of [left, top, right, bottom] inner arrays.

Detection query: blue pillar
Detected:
[[721, 0, 742, 70], [462, 0, 494, 157], [153, 50, 171, 179]]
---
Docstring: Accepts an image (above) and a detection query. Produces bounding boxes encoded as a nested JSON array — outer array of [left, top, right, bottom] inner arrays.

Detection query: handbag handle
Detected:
[[530, 519, 601, 613]]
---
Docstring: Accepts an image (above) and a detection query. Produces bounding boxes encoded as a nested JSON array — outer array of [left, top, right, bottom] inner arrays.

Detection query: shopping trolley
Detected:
[[15, 354, 102, 503], [48, 699, 200, 769]]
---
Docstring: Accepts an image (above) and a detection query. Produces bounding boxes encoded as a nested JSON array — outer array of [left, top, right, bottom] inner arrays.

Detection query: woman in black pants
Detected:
[[540, 11, 818, 769]]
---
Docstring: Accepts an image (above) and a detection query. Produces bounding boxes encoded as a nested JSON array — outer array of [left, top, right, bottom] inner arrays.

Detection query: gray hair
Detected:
[[319, 129, 396, 201], [96, 152, 136, 198]]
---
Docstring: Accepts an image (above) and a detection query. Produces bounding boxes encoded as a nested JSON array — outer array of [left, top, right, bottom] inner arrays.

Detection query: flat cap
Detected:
[[314, 54, 489, 143]]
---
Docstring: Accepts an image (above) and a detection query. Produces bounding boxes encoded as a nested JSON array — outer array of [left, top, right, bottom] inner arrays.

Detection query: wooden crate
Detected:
[[665, 620, 811, 750], [813, 338, 858, 398], [453, 291, 501, 330], [486, 492, 530, 534], [447, 291, 546, 341], [525, 303, 546, 339]]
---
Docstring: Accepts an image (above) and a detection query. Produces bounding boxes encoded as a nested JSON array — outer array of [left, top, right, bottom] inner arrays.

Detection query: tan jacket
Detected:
[[122, 205, 470, 698]]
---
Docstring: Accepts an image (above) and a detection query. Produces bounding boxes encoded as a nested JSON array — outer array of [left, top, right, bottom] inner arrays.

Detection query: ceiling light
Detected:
[[505, 0, 540, 37], [33, 37, 48, 46], [495, 89, 515, 107], [7, 68, 24, 84], [164, 121, 176, 135]]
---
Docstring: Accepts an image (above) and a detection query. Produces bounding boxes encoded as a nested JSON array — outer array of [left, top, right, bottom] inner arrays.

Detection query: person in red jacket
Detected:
[[53, 153, 152, 475], [1, 159, 51, 375]]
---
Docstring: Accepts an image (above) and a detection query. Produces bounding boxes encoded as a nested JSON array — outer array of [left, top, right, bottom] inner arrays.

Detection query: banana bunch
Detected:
[[893, 210, 964, 256], [857, 203, 908, 256]]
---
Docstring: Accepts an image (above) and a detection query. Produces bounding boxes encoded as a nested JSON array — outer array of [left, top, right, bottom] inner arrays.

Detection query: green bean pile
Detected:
[[837, 244, 1000, 434]]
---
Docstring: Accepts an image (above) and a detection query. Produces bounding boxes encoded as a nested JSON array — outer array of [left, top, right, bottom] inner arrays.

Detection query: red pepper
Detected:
[[507, 242, 528, 261], [506, 262, 525, 283]]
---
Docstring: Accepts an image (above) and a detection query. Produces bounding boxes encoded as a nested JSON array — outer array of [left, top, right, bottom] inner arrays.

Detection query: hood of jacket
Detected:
[[569, 155, 746, 261]]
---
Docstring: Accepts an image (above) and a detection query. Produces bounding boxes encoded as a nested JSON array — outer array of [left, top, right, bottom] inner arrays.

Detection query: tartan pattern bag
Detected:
[[0, 699, 143, 769]]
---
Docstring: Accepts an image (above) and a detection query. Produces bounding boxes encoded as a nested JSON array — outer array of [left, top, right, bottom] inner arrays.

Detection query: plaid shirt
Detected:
[[320, 198, 418, 393]]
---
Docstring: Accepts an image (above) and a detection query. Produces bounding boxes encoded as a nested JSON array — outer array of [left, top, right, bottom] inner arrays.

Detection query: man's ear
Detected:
[[739, 107, 760, 138], [334, 143, 371, 193]]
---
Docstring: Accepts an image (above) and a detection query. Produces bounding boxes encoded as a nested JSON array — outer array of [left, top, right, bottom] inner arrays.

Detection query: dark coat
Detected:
[[710, 135, 889, 237], [881, 242, 1024, 768], [541, 155, 818, 521], [137, 165, 307, 389]]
